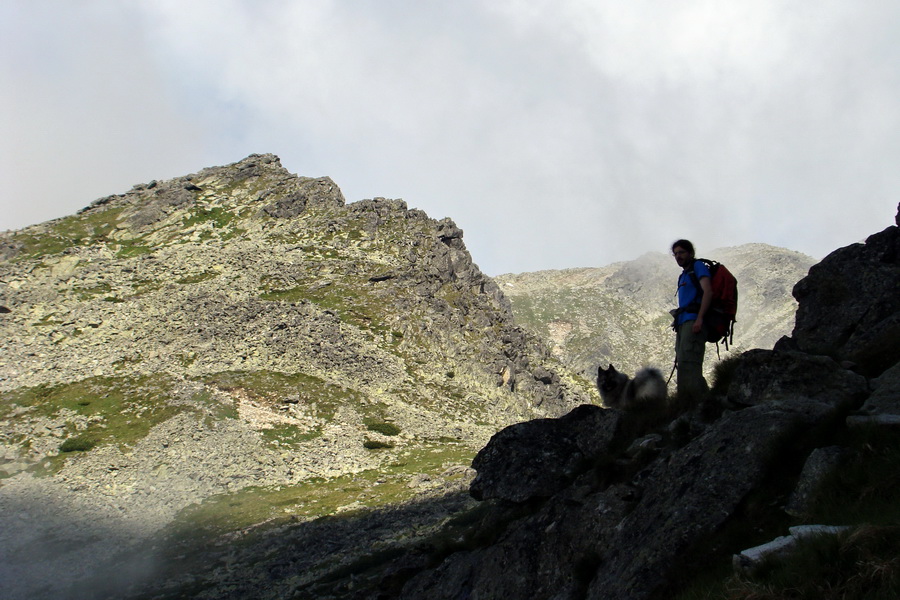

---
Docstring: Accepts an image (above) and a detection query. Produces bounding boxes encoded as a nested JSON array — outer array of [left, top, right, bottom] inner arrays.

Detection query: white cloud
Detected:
[[2, 0, 899, 274]]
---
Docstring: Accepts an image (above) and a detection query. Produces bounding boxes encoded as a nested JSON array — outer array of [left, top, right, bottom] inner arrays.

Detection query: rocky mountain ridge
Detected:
[[0, 154, 592, 599], [1, 154, 585, 414]]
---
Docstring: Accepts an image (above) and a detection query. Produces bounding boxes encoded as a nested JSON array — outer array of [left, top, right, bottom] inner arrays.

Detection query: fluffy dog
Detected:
[[596, 364, 668, 410]]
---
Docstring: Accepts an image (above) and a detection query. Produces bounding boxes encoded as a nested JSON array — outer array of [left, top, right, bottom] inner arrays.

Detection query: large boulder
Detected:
[[262, 176, 345, 218], [857, 360, 900, 417], [723, 349, 868, 410], [787, 203, 900, 376], [470, 404, 623, 502]]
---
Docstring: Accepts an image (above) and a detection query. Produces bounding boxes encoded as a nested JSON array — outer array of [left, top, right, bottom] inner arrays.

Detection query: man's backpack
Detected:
[[688, 258, 738, 350]]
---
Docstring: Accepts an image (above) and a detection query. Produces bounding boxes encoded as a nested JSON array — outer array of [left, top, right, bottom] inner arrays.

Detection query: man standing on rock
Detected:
[[671, 239, 711, 402]]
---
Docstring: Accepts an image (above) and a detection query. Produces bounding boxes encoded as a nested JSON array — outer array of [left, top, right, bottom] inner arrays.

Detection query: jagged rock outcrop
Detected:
[[261, 175, 345, 218], [396, 206, 900, 600], [469, 404, 623, 503], [400, 388, 855, 599], [783, 203, 900, 376]]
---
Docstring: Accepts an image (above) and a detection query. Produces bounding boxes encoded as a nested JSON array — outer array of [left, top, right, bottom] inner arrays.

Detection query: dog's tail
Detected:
[[632, 367, 667, 402]]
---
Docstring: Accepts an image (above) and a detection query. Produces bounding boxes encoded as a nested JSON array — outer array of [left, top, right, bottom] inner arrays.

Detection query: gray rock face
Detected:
[[724, 348, 868, 409], [401, 399, 845, 600], [788, 203, 900, 376], [784, 446, 848, 518], [470, 404, 623, 502], [262, 176, 345, 218], [585, 400, 838, 600]]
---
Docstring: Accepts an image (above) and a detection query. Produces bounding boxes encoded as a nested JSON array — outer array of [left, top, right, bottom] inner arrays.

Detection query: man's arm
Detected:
[[692, 276, 713, 334]]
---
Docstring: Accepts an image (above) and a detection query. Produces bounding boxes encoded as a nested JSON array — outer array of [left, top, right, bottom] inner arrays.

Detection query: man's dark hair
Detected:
[[672, 239, 695, 255]]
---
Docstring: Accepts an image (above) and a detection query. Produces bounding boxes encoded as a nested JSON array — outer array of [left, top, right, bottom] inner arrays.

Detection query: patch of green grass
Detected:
[[176, 271, 220, 285], [9, 206, 125, 260], [258, 285, 313, 303], [260, 424, 322, 446], [9, 231, 74, 259], [1, 375, 192, 461], [131, 277, 163, 295], [199, 393, 239, 424], [115, 242, 154, 258], [72, 282, 113, 300], [183, 206, 227, 228], [177, 353, 197, 368], [200, 370, 362, 423]]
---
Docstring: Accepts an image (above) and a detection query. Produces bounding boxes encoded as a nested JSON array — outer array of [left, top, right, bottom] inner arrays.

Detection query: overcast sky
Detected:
[[2, 1, 898, 275]]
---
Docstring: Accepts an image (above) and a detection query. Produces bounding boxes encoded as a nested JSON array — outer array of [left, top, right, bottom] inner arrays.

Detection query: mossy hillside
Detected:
[[1, 368, 395, 469], [7, 206, 128, 261], [1, 374, 193, 448], [505, 285, 676, 384], [6, 203, 174, 262], [4, 154, 572, 426], [200, 369, 362, 427], [0, 375, 206, 476], [194, 370, 464, 454], [137, 194, 252, 247], [4, 166, 286, 264]]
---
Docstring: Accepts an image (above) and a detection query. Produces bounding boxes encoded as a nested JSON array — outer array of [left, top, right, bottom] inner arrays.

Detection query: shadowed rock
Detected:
[[470, 404, 623, 502], [788, 202, 900, 376]]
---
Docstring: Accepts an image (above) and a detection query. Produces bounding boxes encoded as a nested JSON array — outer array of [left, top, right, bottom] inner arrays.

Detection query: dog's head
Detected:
[[596, 364, 624, 395]]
